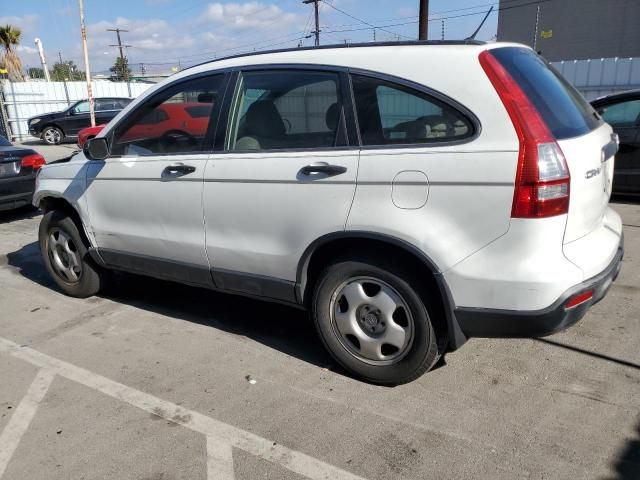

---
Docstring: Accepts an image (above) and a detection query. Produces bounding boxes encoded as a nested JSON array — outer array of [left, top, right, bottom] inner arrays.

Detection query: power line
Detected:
[[320, 0, 551, 37], [124, 0, 551, 70], [319, 0, 413, 40]]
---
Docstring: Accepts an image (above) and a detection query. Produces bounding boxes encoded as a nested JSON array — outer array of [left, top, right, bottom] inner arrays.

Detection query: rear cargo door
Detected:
[[490, 47, 611, 243]]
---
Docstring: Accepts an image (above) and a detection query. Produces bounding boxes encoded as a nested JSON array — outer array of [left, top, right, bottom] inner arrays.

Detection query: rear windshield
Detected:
[[491, 47, 601, 140]]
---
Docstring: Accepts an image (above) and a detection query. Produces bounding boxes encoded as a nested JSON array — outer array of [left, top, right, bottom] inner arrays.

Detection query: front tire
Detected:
[[39, 210, 107, 297], [42, 126, 63, 145], [312, 256, 439, 385]]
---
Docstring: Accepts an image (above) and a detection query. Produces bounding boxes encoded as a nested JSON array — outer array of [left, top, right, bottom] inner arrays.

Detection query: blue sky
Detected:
[[2, 0, 499, 75]]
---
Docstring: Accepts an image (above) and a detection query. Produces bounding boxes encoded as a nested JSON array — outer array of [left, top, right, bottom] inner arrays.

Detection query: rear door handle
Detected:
[[300, 163, 347, 176], [164, 163, 196, 175]]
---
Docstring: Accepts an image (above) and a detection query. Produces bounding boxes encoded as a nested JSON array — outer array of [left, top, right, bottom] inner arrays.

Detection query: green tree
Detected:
[[0, 24, 24, 81], [51, 60, 84, 81], [109, 56, 131, 81], [27, 66, 45, 79]]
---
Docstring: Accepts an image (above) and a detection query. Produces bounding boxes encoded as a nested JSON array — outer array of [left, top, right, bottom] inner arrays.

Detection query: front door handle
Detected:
[[164, 163, 196, 175], [300, 163, 347, 176]]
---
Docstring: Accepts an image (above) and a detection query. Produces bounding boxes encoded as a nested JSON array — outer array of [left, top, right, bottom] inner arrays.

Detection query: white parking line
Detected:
[[0, 369, 55, 479], [207, 436, 235, 480], [0, 337, 367, 480]]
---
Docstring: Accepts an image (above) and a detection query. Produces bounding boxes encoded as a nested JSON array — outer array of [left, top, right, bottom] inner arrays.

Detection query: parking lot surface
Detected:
[[0, 146, 639, 479]]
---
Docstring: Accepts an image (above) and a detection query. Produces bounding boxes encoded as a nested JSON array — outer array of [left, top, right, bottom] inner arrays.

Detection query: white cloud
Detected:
[[3, 3, 306, 76], [0, 14, 39, 34], [202, 2, 299, 31], [16, 45, 38, 55]]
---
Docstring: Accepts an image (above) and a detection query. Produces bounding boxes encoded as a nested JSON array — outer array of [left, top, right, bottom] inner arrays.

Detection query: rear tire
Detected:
[[312, 255, 439, 385], [42, 126, 63, 145], [39, 210, 108, 297]]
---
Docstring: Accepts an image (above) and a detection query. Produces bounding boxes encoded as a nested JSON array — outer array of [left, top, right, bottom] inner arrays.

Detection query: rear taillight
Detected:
[[565, 290, 593, 309], [21, 153, 46, 170], [479, 50, 570, 218]]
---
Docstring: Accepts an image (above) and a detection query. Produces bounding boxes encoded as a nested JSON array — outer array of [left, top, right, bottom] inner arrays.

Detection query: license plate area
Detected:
[[0, 161, 20, 178]]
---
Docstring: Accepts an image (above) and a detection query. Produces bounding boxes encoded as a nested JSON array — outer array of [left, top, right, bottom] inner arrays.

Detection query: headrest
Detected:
[[244, 100, 285, 137], [325, 103, 341, 131]]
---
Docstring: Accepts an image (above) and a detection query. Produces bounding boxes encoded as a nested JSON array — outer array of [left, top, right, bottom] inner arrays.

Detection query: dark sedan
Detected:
[[0, 135, 45, 211], [591, 90, 640, 194], [27, 97, 132, 145]]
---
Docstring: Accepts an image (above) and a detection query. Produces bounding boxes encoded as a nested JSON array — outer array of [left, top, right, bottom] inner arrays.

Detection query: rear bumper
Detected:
[[455, 236, 624, 338], [0, 191, 34, 211]]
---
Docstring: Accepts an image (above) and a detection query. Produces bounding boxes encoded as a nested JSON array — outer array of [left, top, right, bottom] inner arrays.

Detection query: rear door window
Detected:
[[490, 47, 601, 139], [351, 74, 474, 146], [227, 70, 346, 151]]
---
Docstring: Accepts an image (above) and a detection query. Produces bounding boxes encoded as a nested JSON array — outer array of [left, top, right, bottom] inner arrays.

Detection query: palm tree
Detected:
[[0, 25, 24, 81]]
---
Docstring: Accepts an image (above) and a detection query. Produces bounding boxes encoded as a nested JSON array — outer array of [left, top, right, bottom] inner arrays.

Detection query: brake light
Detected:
[[479, 50, 570, 218], [20, 153, 46, 170], [565, 290, 593, 309]]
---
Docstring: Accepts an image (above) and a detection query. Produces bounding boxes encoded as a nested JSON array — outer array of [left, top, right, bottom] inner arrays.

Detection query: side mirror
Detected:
[[84, 137, 110, 160]]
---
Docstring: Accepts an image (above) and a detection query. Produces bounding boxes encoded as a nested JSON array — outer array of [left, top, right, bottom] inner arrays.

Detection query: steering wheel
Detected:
[[159, 130, 197, 151]]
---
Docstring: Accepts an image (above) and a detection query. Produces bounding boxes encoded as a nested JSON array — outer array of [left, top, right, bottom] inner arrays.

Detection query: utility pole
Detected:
[[418, 0, 429, 40], [107, 28, 132, 88], [58, 51, 71, 106], [303, 0, 320, 47], [34, 38, 51, 81], [78, 0, 95, 127]]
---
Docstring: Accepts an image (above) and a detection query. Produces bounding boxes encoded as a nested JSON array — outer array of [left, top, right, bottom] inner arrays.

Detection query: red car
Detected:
[[77, 124, 104, 148], [77, 102, 212, 148]]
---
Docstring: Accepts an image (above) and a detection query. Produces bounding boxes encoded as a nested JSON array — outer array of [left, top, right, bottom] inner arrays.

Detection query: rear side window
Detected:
[[116, 99, 132, 109], [351, 74, 473, 146], [597, 99, 640, 126], [490, 47, 601, 140]]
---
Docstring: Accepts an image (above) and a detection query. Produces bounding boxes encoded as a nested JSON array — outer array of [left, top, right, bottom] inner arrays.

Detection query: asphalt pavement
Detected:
[[0, 143, 638, 479]]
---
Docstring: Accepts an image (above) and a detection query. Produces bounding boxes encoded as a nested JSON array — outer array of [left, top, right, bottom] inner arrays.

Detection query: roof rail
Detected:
[[186, 39, 487, 71]]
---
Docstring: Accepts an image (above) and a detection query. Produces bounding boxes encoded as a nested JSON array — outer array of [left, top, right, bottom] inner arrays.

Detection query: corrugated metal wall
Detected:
[[551, 57, 640, 101], [0, 80, 152, 140]]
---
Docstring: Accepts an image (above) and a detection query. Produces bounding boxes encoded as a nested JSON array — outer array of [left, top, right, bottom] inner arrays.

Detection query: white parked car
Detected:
[[34, 41, 624, 385]]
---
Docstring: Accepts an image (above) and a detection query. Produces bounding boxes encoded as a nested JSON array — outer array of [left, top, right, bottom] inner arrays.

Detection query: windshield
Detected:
[[0, 135, 11, 146]]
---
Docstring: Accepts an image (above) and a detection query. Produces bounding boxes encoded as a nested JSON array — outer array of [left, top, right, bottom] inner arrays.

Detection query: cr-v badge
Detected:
[[585, 167, 601, 179]]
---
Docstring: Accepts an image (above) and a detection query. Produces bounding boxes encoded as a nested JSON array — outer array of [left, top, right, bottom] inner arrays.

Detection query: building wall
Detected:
[[497, 0, 640, 61]]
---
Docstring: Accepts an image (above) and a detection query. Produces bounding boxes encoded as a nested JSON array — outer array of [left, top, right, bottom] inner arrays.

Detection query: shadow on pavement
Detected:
[[608, 420, 640, 480], [533, 337, 640, 370], [7, 241, 335, 372], [0, 205, 40, 225]]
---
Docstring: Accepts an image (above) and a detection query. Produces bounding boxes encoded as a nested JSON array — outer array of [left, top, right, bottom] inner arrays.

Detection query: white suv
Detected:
[[34, 41, 624, 385]]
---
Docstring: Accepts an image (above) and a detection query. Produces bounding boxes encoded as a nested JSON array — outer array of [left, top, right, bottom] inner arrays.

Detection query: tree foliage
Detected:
[[0, 24, 24, 81], [27, 66, 45, 79], [51, 60, 85, 81], [109, 56, 131, 81]]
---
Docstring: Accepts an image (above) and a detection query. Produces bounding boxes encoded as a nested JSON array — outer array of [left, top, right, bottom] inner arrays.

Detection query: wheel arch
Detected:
[[38, 196, 94, 251], [296, 231, 468, 351], [41, 123, 65, 141]]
